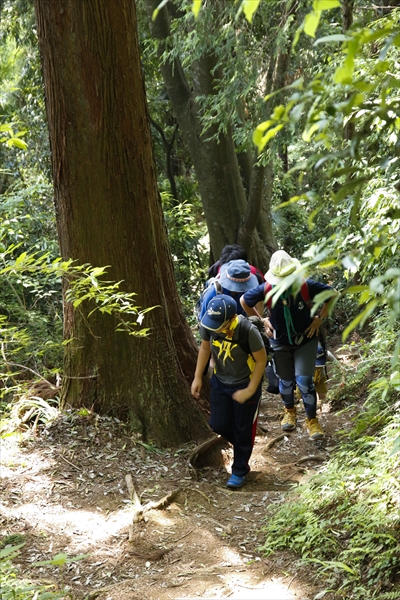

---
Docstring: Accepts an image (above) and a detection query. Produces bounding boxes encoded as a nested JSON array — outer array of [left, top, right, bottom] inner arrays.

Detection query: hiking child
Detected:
[[197, 259, 260, 322], [208, 243, 265, 284], [240, 250, 338, 441], [191, 295, 267, 489]]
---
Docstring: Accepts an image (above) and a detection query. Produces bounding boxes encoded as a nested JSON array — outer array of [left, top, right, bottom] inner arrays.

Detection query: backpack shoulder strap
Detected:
[[236, 316, 253, 356], [264, 282, 273, 310], [300, 281, 313, 309], [264, 280, 312, 311]]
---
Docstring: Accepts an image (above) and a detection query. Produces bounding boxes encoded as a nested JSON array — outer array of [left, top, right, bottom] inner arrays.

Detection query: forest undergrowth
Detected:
[[1, 331, 399, 600]]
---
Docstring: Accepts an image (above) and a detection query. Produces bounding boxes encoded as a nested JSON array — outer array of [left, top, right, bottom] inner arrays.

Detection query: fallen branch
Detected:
[[125, 473, 144, 531], [141, 488, 182, 512], [125, 474, 141, 507], [283, 454, 326, 467], [266, 453, 326, 472], [55, 452, 82, 471], [170, 528, 195, 543], [262, 433, 286, 453], [146, 486, 213, 513], [257, 424, 268, 435], [86, 579, 138, 599]]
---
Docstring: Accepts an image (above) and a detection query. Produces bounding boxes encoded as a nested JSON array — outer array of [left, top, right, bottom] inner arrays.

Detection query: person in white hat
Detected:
[[240, 250, 338, 441], [191, 294, 267, 489]]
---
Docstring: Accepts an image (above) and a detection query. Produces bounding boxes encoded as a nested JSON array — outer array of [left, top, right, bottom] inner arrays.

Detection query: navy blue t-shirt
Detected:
[[242, 279, 333, 346]]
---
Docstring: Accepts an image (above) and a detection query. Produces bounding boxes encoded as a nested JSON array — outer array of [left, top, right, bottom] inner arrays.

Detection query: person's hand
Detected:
[[305, 315, 324, 338], [262, 317, 274, 338], [232, 387, 253, 404], [191, 377, 202, 398]]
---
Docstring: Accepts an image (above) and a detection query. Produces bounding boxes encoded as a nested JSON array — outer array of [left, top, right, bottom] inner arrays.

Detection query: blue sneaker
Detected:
[[226, 474, 246, 489]]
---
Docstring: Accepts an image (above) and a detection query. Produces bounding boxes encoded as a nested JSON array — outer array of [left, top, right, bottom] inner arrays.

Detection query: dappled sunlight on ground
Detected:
[[0, 392, 348, 599], [0, 501, 132, 548]]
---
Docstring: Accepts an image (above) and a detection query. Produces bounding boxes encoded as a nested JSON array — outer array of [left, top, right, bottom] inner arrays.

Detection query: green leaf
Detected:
[[254, 124, 284, 152], [302, 122, 320, 142], [15, 252, 27, 265], [90, 266, 108, 277], [304, 11, 321, 38], [253, 120, 272, 147], [390, 371, 400, 391], [314, 590, 330, 600], [290, 102, 305, 122], [346, 285, 369, 294], [137, 441, 165, 455], [242, 0, 261, 23], [314, 34, 351, 45], [7, 137, 28, 150], [390, 435, 400, 456], [313, 0, 340, 10], [307, 558, 357, 575], [0, 543, 25, 558], [35, 553, 68, 567], [34, 552, 88, 567], [292, 25, 303, 49], [192, 0, 202, 18], [334, 65, 353, 84], [342, 300, 380, 341], [310, 289, 338, 315]]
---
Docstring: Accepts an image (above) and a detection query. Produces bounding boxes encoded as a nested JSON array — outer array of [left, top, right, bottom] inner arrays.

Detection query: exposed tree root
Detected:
[[262, 433, 287, 452], [187, 434, 229, 470]]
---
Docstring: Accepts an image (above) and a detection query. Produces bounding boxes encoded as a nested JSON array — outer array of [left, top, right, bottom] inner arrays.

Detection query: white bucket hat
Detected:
[[265, 250, 301, 285]]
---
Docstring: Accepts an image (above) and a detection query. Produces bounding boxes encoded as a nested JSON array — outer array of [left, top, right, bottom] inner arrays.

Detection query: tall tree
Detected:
[[33, 0, 210, 446], [142, 0, 300, 270]]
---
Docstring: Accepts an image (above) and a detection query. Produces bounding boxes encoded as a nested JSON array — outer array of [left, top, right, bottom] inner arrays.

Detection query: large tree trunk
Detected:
[[144, 0, 273, 271], [34, 0, 210, 446]]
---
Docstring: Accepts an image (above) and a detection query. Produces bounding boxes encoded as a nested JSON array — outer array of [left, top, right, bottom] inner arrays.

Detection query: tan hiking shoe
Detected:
[[281, 407, 297, 431], [306, 417, 325, 440]]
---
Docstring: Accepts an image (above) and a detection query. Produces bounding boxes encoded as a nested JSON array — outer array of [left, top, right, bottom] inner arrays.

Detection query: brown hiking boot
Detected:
[[281, 407, 297, 431]]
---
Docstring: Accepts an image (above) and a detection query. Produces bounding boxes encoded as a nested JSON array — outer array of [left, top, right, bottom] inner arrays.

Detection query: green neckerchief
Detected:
[[281, 288, 296, 345]]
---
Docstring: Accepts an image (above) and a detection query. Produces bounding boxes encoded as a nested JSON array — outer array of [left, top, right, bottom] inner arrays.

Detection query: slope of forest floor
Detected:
[[0, 348, 359, 600]]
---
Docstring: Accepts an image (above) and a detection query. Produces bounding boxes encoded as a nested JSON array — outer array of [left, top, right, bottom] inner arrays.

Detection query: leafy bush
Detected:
[[162, 192, 209, 324], [0, 544, 69, 599], [259, 334, 400, 600]]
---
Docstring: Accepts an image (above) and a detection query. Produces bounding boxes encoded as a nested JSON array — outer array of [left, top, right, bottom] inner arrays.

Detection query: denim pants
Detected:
[[272, 336, 319, 420], [209, 374, 261, 477]]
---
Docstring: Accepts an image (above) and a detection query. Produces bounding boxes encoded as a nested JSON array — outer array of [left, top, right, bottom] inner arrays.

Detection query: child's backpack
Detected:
[[241, 316, 279, 392], [236, 315, 273, 361], [263, 281, 313, 310], [194, 277, 222, 322]]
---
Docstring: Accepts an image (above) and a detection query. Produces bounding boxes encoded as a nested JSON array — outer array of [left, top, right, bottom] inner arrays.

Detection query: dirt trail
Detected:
[[0, 360, 356, 600]]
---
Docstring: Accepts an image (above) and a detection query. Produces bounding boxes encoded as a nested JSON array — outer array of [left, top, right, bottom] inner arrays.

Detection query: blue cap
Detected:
[[201, 294, 237, 331]]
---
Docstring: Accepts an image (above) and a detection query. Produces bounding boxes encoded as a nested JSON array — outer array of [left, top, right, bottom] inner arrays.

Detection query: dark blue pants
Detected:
[[209, 375, 261, 477]]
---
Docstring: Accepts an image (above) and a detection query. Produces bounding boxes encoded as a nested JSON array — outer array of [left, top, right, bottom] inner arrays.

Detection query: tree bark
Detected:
[[34, 0, 210, 446], [342, 0, 354, 31]]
